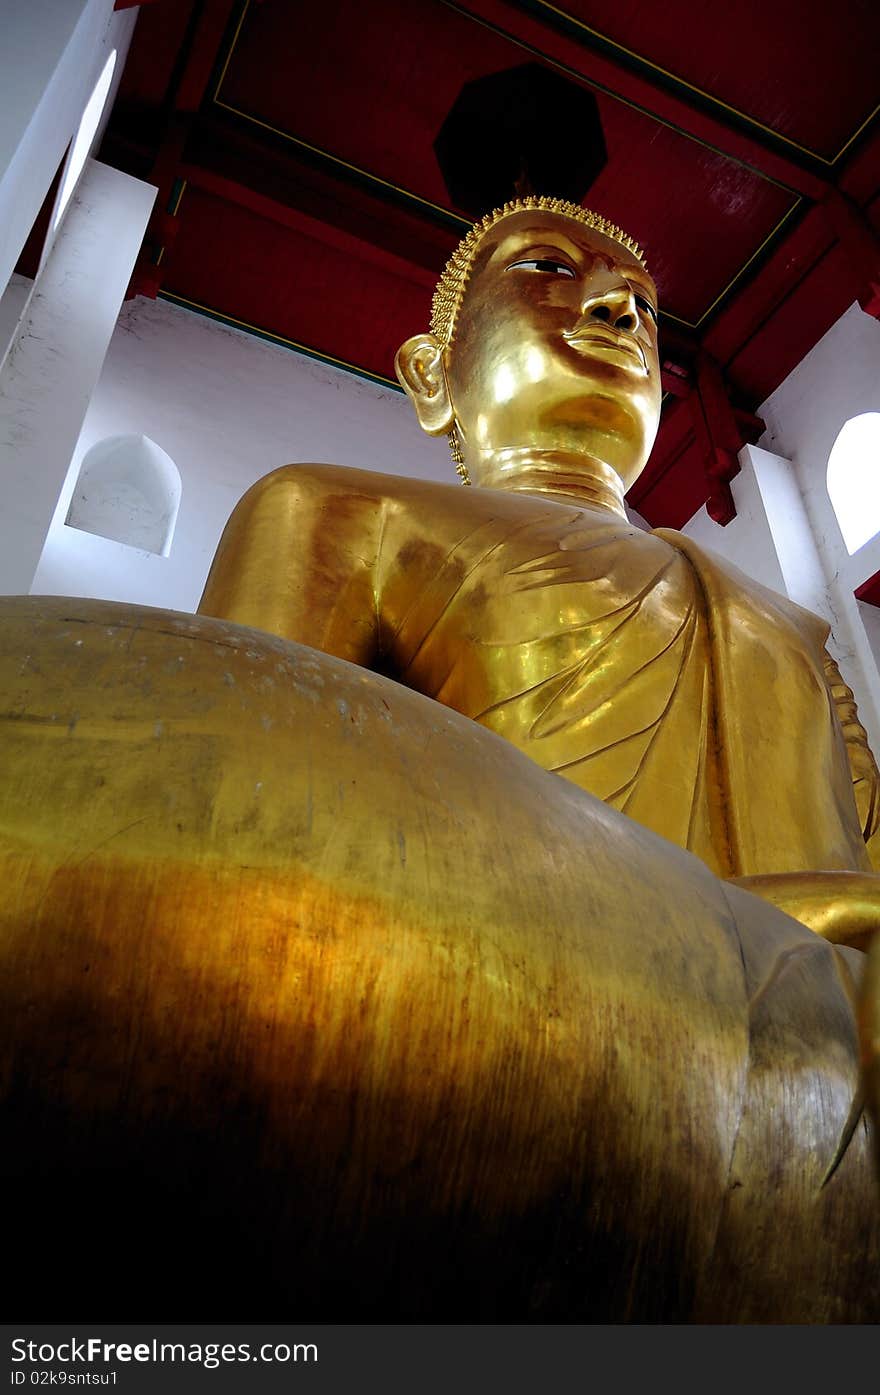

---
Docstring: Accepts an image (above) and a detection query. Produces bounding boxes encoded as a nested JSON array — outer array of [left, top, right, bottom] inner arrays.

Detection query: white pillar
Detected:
[[741, 445, 831, 619], [0, 0, 135, 298], [0, 159, 156, 594], [681, 445, 789, 596]]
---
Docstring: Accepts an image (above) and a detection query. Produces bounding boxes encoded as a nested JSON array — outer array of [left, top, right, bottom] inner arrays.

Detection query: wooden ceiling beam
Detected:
[[184, 111, 460, 272], [171, 0, 239, 116], [125, 1, 238, 293], [822, 190, 880, 317], [178, 164, 439, 291]]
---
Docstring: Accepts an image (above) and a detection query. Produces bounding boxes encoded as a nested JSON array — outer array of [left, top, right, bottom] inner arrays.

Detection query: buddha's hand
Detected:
[[824, 649, 880, 841], [730, 870, 880, 951], [851, 742, 880, 845]]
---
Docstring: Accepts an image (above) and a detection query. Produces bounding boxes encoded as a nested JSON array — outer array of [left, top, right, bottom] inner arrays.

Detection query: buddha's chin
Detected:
[[533, 405, 648, 474], [539, 379, 652, 429]]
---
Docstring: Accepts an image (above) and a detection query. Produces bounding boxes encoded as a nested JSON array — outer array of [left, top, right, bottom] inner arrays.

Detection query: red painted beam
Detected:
[[704, 203, 836, 377], [690, 353, 757, 525], [179, 165, 438, 291], [822, 190, 880, 318], [183, 113, 459, 283], [129, 1, 238, 294], [175, 0, 239, 113], [629, 395, 713, 528], [839, 128, 880, 207]]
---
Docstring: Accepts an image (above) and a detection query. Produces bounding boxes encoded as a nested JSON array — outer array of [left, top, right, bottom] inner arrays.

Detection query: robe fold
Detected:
[[383, 498, 869, 878]]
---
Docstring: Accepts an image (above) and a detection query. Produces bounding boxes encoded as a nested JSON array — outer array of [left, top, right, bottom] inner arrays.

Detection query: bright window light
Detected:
[[827, 412, 880, 554], [53, 49, 118, 231]]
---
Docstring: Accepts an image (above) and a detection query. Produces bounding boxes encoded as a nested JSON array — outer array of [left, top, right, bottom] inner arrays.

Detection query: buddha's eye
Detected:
[[634, 294, 658, 323], [507, 258, 576, 277]]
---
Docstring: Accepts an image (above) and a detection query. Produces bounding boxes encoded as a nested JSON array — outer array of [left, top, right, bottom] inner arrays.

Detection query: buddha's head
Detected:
[[395, 197, 660, 496]]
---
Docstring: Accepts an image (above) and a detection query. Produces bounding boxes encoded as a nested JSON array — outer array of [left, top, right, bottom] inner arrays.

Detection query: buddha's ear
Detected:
[[394, 333, 455, 436]]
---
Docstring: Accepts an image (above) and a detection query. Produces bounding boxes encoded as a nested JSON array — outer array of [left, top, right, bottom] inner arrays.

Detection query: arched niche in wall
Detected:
[[827, 412, 880, 555], [65, 434, 181, 556]]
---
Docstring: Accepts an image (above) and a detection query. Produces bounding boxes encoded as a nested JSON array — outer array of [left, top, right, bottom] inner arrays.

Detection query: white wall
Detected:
[[32, 296, 451, 611]]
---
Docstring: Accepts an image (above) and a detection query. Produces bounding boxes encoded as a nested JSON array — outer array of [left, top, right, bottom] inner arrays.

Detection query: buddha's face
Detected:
[[397, 210, 661, 492], [448, 212, 661, 488]]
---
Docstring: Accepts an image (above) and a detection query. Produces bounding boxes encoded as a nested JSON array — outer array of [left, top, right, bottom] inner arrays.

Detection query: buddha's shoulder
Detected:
[[245, 462, 464, 506], [239, 463, 548, 531], [239, 464, 677, 551], [248, 463, 451, 496], [244, 463, 644, 523]]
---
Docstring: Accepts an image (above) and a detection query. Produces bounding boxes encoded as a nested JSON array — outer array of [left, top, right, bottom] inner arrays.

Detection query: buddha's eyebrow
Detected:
[[494, 228, 583, 265]]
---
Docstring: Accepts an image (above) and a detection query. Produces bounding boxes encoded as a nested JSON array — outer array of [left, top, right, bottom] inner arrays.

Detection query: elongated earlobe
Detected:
[[394, 333, 455, 436]]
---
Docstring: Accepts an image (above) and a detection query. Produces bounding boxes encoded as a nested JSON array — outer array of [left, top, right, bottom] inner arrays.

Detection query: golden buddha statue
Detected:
[[2, 197, 879, 1322], [201, 197, 880, 917]]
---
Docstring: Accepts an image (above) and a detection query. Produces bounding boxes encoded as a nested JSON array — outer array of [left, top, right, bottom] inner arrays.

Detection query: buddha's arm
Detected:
[[731, 870, 880, 950], [730, 653, 880, 945], [198, 465, 385, 666], [824, 649, 880, 842], [731, 655, 880, 945]]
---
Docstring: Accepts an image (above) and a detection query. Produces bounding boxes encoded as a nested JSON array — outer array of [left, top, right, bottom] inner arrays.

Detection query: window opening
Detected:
[[827, 412, 880, 555]]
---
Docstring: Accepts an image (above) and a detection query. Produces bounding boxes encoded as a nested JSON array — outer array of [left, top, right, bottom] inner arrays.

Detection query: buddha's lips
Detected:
[[562, 328, 647, 371]]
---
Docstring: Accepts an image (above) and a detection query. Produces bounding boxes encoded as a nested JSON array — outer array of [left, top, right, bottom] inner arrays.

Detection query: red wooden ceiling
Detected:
[[528, 0, 879, 161], [106, 0, 880, 527]]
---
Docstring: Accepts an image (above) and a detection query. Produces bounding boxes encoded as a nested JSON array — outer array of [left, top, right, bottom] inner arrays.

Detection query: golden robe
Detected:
[[382, 507, 869, 878], [203, 466, 872, 882]]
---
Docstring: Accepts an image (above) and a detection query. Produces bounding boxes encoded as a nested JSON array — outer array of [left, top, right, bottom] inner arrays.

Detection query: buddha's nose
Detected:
[[581, 283, 639, 333]]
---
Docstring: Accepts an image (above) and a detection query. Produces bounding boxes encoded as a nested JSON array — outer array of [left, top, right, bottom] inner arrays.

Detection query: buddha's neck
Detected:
[[471, 448, 628, 518]]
